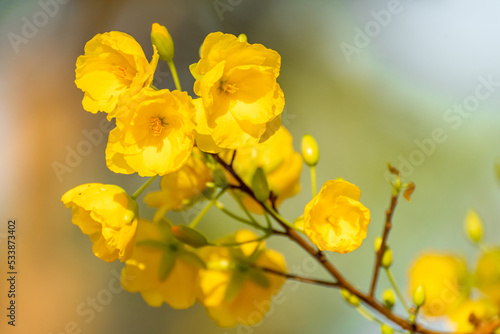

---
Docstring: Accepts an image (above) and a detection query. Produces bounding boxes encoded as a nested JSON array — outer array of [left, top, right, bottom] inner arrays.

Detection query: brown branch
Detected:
[[369, 192, 398, 297], [212, 153, 499, 334], [255, 266, 339, 288]]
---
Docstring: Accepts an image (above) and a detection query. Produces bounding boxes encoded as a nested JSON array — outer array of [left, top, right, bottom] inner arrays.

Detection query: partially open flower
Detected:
[[61, 183, 138, 262], [303, 180, 370, 253], [144, 148, 213, 221], [225, 126, 302, 214], [197, 230, 287, 327], [75, 31, 158, 117], [408, 252, 469, 317], [121, 219, 203, 309]]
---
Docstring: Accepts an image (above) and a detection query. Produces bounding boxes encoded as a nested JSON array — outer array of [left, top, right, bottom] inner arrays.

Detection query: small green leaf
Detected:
[[158, 253, 176, 282], [225, 272, 245, 302], [178, 251, 206, 269], [247, 268, 270, 289]]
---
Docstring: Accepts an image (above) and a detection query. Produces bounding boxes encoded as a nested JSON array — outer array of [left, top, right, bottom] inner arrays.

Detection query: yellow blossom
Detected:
[[224, 126, 302, 214], [197, 230, 287, 327], [144, 148, 213, 221], [61, 183, 138, 262], [448, 299, 498, 332], [303, 180, 370, 253], [190, 32, 285, 150], [106, 88, 196, 176], [75, 31, 158, 117], [474, 248, 500, 303], [121, 219, 203, 309], [408, 252, 469, 317]]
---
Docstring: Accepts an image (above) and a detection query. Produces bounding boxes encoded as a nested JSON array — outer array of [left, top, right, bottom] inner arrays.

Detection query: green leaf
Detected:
[[158, 253, 176, 282], [178, 251, 206, 269], [225, 272, 245, 302], [247, 268, 270, 289]]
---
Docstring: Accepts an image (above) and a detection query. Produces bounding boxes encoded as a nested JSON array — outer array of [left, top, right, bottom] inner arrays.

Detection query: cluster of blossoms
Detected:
[[63, 23, 372, 327], [408, 210, 500, 332], [63, 23, 498, 334]]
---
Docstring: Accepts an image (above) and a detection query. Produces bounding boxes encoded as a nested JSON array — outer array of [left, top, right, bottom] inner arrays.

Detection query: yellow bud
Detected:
[[293, 215, 304, 232], [151, 23, 174, 62], [340, 289, 360, 306], [382, 249, 393, 269], [238, 33, 247, 43], [413, 285, 426, 307], [382, 289, 396, 309], [252, 167, 270, 202], [465, 209, 484, 244], [374, 237, 383, 252], [381, 324, 394, 334], [301, 134, 319, 167], [171, 225, 208, 248], [341, 288, 351, 301]]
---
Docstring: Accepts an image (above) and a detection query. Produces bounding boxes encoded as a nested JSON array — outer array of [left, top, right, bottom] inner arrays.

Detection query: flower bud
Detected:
[[340, 289, 360, 307], [301, 134, 319, 167], [374, 236, 383, 252], [382, 248, 393, 269], [465, 209, 483, 244], [238, 34, 247, 43], [381, 324, 394, 334], [382, 289, 396, 309], [252, 167, 270, 202], [413, 285, 426, 307], [151, 23, 174, 62], [171, 225, 208, 248]]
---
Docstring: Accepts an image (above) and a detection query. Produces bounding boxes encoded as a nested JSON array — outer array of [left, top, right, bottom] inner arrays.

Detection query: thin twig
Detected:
[[369, 192, 399, 297], [256, 266, 339, 288]]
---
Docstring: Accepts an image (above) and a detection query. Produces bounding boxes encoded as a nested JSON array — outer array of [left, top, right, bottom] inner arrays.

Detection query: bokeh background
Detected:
[[1, 0, 500, 333]]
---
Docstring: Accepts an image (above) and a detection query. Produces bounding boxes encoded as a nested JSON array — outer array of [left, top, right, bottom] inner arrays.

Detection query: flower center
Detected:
[[115, 65, 134, 80], [149, 117, 165, 136], [219, 80, 238, 94]]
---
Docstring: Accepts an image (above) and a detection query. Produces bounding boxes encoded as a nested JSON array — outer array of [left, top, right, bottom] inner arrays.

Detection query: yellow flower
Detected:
[[448, 299, 498, 332], [408, 252, 469, 317], [197, 230, 287, 327], [474, 248, 500, 303], [303, 180, 370, 253], [121, 219, 203, 309], [224, 126, 302, 214], [191, 32, 285, 151], [61, 183, 138, 262], [144, 148, 213, 221], [75, 31, 159, 117], [106, 88, 196, 176]]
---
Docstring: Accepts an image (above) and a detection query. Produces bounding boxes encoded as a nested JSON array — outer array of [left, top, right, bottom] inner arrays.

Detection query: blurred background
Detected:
[[1, 0, 500, 333]]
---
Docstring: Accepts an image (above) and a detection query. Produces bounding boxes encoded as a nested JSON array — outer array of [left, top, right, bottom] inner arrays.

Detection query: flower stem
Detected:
[[131, 175, 159, 200], [189, 190, 225, 228], [311, 165, 317, 197], [167, 60, 182, 91], [386, 268, 410, 313]]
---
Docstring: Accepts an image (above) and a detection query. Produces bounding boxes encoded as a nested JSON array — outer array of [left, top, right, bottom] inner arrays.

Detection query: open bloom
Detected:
[[225, 126, 302, 214], [197, 230, 287, 327], [121, 219, 203, 309], [303, 180, 370, 253], [448, 299, 498, 332], [144, 148, 213, 221], [75, 31, 158, 117], [106, 88, 196, 176], [61, 183, 138, 262], [191, 32, 285, 151], [408, 252, 469, 317], [474, 248, 500, 303]]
